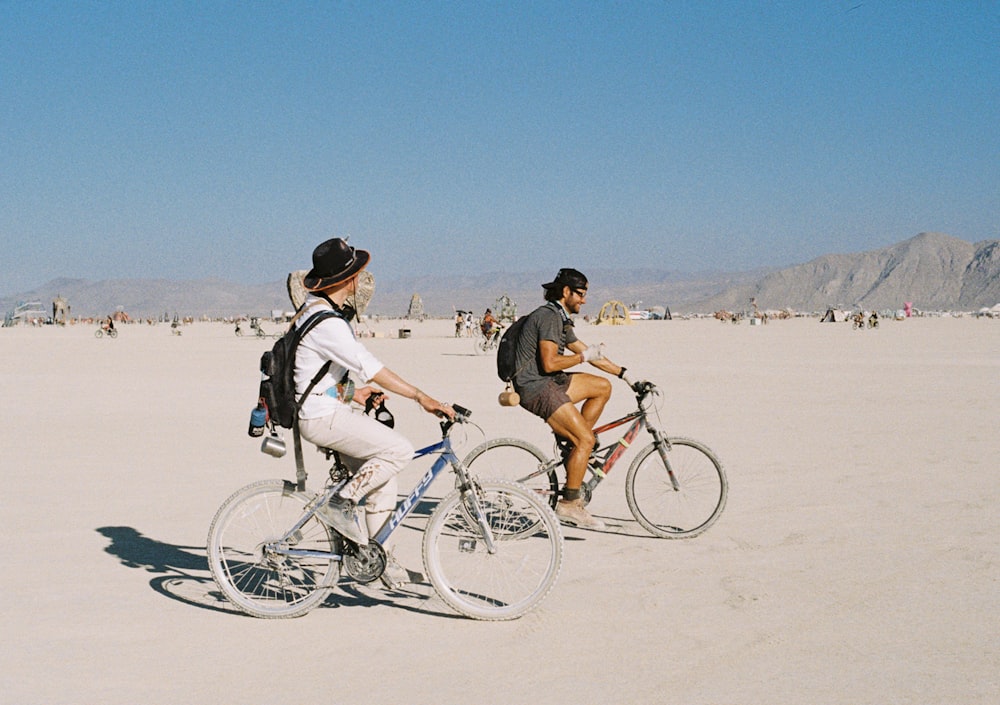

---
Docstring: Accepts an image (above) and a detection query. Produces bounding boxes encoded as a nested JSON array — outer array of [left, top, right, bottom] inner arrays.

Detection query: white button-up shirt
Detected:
[[294, 297, 384, 419]]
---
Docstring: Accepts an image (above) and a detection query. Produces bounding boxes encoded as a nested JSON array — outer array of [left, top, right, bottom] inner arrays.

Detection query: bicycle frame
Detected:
[[590, 410, 647, 477], [374, 437, 462, 545], [272, 418, 496, 562], [509, 388, 679, 495]]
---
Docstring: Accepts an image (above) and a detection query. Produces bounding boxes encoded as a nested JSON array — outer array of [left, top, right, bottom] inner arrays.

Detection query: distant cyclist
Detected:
[[480, 308, 498, 341]]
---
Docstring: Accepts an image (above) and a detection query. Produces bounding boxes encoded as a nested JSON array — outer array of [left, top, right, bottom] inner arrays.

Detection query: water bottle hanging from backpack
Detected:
[[248, 398, 267, 437]]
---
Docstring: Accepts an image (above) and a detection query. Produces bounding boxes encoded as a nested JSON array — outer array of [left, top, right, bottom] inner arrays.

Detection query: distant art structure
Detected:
[[495, 294, 517, 324], [52, 295, 70, 325], [287, 268, 376, 321], [407, 294, 425, 320], [286, 270, 309, 309], [596, 300, 632, 325]]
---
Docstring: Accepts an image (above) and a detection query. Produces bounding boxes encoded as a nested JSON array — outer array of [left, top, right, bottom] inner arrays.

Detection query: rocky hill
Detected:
[[696, 233, 1000, 313], [3, 233, 998, 319]]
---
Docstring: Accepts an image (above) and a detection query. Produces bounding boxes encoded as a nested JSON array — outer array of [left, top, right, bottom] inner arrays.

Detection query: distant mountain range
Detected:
[[3, 233, 998, 319], [699, 232, 1000, 313]]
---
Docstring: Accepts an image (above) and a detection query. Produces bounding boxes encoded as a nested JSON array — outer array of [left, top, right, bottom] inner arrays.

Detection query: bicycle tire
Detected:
[[422, 480, 563, 620], [625, 437, 727, 538], [462, 438, 559, 508], [207, 479, 340, 618], [94, 329, 103, 338]]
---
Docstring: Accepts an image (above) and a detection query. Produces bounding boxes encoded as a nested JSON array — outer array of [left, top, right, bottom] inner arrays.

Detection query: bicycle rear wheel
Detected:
[[462, 438, 559, 508], [207, 479, 340, 618], [423, 480, 563, 620], [625, 437, 727, 538]]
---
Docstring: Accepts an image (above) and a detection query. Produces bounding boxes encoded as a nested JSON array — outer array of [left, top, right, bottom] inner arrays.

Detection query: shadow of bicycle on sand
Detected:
[[95, 525, 459, 619]]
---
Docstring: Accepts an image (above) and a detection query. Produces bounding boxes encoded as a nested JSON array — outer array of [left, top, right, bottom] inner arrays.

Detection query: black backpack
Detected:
[[496, 315, 528, 382], [259, 308, 343, 429]]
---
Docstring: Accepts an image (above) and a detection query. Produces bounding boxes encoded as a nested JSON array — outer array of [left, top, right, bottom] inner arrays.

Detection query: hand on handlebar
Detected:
[[417, 391, 455, 420]]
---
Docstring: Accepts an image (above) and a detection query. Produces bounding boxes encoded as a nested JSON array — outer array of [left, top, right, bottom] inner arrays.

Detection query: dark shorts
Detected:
[[518, 374, 574, 421]]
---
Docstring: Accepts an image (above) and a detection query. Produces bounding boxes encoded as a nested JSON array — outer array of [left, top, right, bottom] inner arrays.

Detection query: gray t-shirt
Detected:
[[512, 301, 579, 400]]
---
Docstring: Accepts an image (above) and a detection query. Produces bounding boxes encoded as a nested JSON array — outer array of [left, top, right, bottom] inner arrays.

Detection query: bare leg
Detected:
[[568, 373, 612, 429]]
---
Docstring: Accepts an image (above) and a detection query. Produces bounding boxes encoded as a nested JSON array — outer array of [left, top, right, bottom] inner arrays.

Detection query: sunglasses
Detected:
[[572, 288, 588, 298]]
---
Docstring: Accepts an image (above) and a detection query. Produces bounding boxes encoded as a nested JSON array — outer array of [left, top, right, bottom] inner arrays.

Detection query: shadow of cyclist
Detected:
[[97, 526, 206, 573], [96, 525, 459, 618], [96, 525, 239, 614]]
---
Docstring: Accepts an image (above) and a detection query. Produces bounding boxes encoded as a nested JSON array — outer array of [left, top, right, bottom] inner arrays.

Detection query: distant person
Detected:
[[481, 308, 498, 340], [509, 268, 634, 530], [294, 238, 454, 587]]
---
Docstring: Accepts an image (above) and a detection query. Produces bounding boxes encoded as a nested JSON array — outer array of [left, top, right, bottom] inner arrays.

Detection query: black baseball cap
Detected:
[[541, 268, 588, 291]]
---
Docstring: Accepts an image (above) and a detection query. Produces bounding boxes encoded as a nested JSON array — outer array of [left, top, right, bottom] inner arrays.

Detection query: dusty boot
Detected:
[[316, 495, 366, 544], [379, 553, 412, 590], [555, 498, 606, 530]]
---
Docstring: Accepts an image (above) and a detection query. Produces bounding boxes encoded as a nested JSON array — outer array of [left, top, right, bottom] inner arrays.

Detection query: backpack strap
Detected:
[[288, 307, 343, 490]]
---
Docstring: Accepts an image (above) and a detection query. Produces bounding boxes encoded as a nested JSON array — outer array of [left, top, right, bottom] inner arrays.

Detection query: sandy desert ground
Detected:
[[2, 314, 997, 704]]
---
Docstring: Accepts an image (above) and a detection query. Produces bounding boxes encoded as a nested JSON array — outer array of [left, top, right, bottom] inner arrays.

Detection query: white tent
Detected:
[[820, 308, 847, 323]]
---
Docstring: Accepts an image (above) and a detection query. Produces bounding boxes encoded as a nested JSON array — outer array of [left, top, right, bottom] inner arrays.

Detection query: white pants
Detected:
[[299, 403, 414, 537]]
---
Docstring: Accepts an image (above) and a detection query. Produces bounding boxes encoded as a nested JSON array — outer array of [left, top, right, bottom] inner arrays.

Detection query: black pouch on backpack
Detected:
[[256, 309, 339, 429]]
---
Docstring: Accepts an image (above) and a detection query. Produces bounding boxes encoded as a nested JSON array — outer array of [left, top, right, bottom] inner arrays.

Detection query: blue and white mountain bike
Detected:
[[207, 405, 563, 620]]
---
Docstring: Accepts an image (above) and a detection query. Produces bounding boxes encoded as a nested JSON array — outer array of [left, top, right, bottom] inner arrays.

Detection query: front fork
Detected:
[[453, 465, 499, 555], [650, 429, 681, 491]]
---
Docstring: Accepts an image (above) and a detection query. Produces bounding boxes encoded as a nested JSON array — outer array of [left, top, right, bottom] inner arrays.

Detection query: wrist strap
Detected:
[[618, 366, 627, 379]]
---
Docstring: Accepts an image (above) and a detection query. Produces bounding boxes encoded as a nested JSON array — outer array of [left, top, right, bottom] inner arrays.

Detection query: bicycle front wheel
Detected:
[[462, 438, 559, 507], [625, 438, 727, 538], [423, 480, 563, 620], [207, 479, 340, 618]]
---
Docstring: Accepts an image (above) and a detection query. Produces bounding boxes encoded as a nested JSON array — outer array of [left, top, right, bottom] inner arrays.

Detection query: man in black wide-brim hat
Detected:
[[295, 238, 454, 588]]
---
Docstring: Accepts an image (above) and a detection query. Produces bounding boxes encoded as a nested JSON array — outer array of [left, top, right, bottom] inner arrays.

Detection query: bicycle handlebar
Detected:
[[438, 403, 471, 435], [632, 380, 656, 396]]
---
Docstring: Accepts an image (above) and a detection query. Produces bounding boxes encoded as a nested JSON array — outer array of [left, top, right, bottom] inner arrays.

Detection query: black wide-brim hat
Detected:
[[303, 238, 371, 291]]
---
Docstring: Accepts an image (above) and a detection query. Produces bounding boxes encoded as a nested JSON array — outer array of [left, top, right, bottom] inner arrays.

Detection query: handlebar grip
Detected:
[[434, 404, 470, 421]]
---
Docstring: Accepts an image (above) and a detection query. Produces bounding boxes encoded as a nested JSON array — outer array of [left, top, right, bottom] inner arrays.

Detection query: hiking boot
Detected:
[[316, 495, 366, 545], [379, 553, 414, 590], [555, 498, 606, 530]]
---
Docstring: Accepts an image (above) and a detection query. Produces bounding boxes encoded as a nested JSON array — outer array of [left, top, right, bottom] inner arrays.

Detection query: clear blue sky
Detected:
[[2, 1, 997, 294]]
